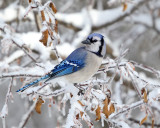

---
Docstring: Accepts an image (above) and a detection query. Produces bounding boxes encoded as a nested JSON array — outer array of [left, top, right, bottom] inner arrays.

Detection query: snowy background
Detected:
[[0, 0, 160, 128]]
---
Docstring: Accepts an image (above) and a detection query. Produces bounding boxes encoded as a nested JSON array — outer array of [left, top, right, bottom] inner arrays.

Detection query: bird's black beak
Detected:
[[82, 39, 91, 44]]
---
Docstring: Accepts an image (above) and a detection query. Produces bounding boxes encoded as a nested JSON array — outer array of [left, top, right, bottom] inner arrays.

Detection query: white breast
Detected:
[[64, 51, 103, 83]]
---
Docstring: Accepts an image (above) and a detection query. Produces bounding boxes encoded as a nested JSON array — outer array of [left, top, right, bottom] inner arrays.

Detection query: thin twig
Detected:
[[0, 25, 37, 63], [57, 0, 148, 31], [52, 47, 62, 63], [109, 100, 144, 119], [36, 88, 66, 97], [130, 60, 160, 77], [0, 74, 42, 79], [12, 39, 37, 63], [18, 101, 36, 128], [1, 78, 13, 128], [128, 118, 160, 127], [0, 78, 13, 117]]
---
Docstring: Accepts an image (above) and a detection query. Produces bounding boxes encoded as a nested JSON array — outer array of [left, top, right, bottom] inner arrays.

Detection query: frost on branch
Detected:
[[1, 0, 160, 128]]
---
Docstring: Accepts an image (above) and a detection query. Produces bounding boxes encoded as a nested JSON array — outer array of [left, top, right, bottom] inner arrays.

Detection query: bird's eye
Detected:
[[92, 39, 97, 42]]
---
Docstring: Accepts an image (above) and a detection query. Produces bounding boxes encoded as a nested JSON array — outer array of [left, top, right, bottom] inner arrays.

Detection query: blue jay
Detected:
[[16, 33, 106, 92]]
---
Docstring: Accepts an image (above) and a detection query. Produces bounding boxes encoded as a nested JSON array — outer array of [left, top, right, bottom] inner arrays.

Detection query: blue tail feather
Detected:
[[16, 74, 49, 92]]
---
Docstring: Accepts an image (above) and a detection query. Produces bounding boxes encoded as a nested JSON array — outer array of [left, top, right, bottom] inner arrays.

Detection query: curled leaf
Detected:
[[122, 3, 128, 11], [140, 114, 148, 125], [109, 103, 115, 115], [80, 111, 84, 117], [76, 114, 79, 119], [78, 100, 85, 106], [55, 19, 58, 34], [141, 88, 148, 103], [40, 10, 46, 21], [39, 30, 48, 46], [103, 98, 109, 118], [49, 2, 57, 13], [35, 97, 44, 114], [70, 93, 73, 98], [91, 107, 95, 111], [96, 105, 101, 120]]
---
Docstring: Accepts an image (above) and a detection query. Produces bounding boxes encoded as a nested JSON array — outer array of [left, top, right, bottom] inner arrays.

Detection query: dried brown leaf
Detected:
[[91, 107, 95, 111], [96, 105, 101, 120], [76, 114, 79, 119], [49, 17, 52, 23], [40, 10, 46, 21], [33, 97, 36, 101], [55, 19, 58, 34], [20, 78, 24, 82], [152, 118, 154, 128], [48, 104, 52, 108], [141, 88, 148, 103], [78, 100, 85, 106], [140, 114, 148, 125], [122, 3, 128, 11], [109, 103, 115, 115], [35, 97, 44, 114], [103, 98, 109, 118], [80, 111, 84, 117], [39, 30, 48, 46], [143, 90, 148, 103], [49, 3, 57, 13], [70, 93, 73, 98]]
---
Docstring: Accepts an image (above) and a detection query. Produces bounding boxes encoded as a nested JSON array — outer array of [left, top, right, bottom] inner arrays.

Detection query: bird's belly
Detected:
[[65, 53, 102, 83]]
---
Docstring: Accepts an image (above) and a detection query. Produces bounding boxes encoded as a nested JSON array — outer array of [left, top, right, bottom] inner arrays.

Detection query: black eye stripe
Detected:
[[92, 39, 97, 42], [90, 38, 98, 43]]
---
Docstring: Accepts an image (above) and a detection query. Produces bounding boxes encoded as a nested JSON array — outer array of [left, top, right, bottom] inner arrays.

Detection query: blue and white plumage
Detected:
[[16, 33, 106, 92]]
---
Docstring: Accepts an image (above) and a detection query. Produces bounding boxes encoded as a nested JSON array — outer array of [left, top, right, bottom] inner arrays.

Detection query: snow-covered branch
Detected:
[[17, 101, 36, 128], [0, 78, 13, 128], [56, 0, 147, 31], [0, 0, 160, 127], [0, 24, 37, 63]]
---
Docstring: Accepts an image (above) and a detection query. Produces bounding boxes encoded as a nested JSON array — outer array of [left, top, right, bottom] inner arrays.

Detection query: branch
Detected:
[[130, 60, 160, 78], [128, 118, 160, 127], [12, 39, 37, 63], [0, 73, 42, 79], [0, 24, 37, 63], [93, 0, 148, 31], [0, 78, 13, 128], [17, 101, 36, 128], [36, 88, 66, 98], [0, 78, 13, 118], [56, 0, 148, 31], [132, 21, 160, 34], [109, 100, 144, 119]]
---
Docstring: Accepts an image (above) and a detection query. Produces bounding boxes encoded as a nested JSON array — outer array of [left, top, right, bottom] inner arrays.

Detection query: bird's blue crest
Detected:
[[87, 33, 104, 40]]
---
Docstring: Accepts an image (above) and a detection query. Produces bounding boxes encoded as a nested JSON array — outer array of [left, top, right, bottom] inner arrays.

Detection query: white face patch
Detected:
[[85, 36, 102, 54], [86, 41, 101, 53]]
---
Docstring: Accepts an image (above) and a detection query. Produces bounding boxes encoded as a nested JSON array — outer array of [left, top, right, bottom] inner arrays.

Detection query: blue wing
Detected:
[[16, 74, 49, 92], [16, 47, 87, 92], [45, 47, 87, 82]]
